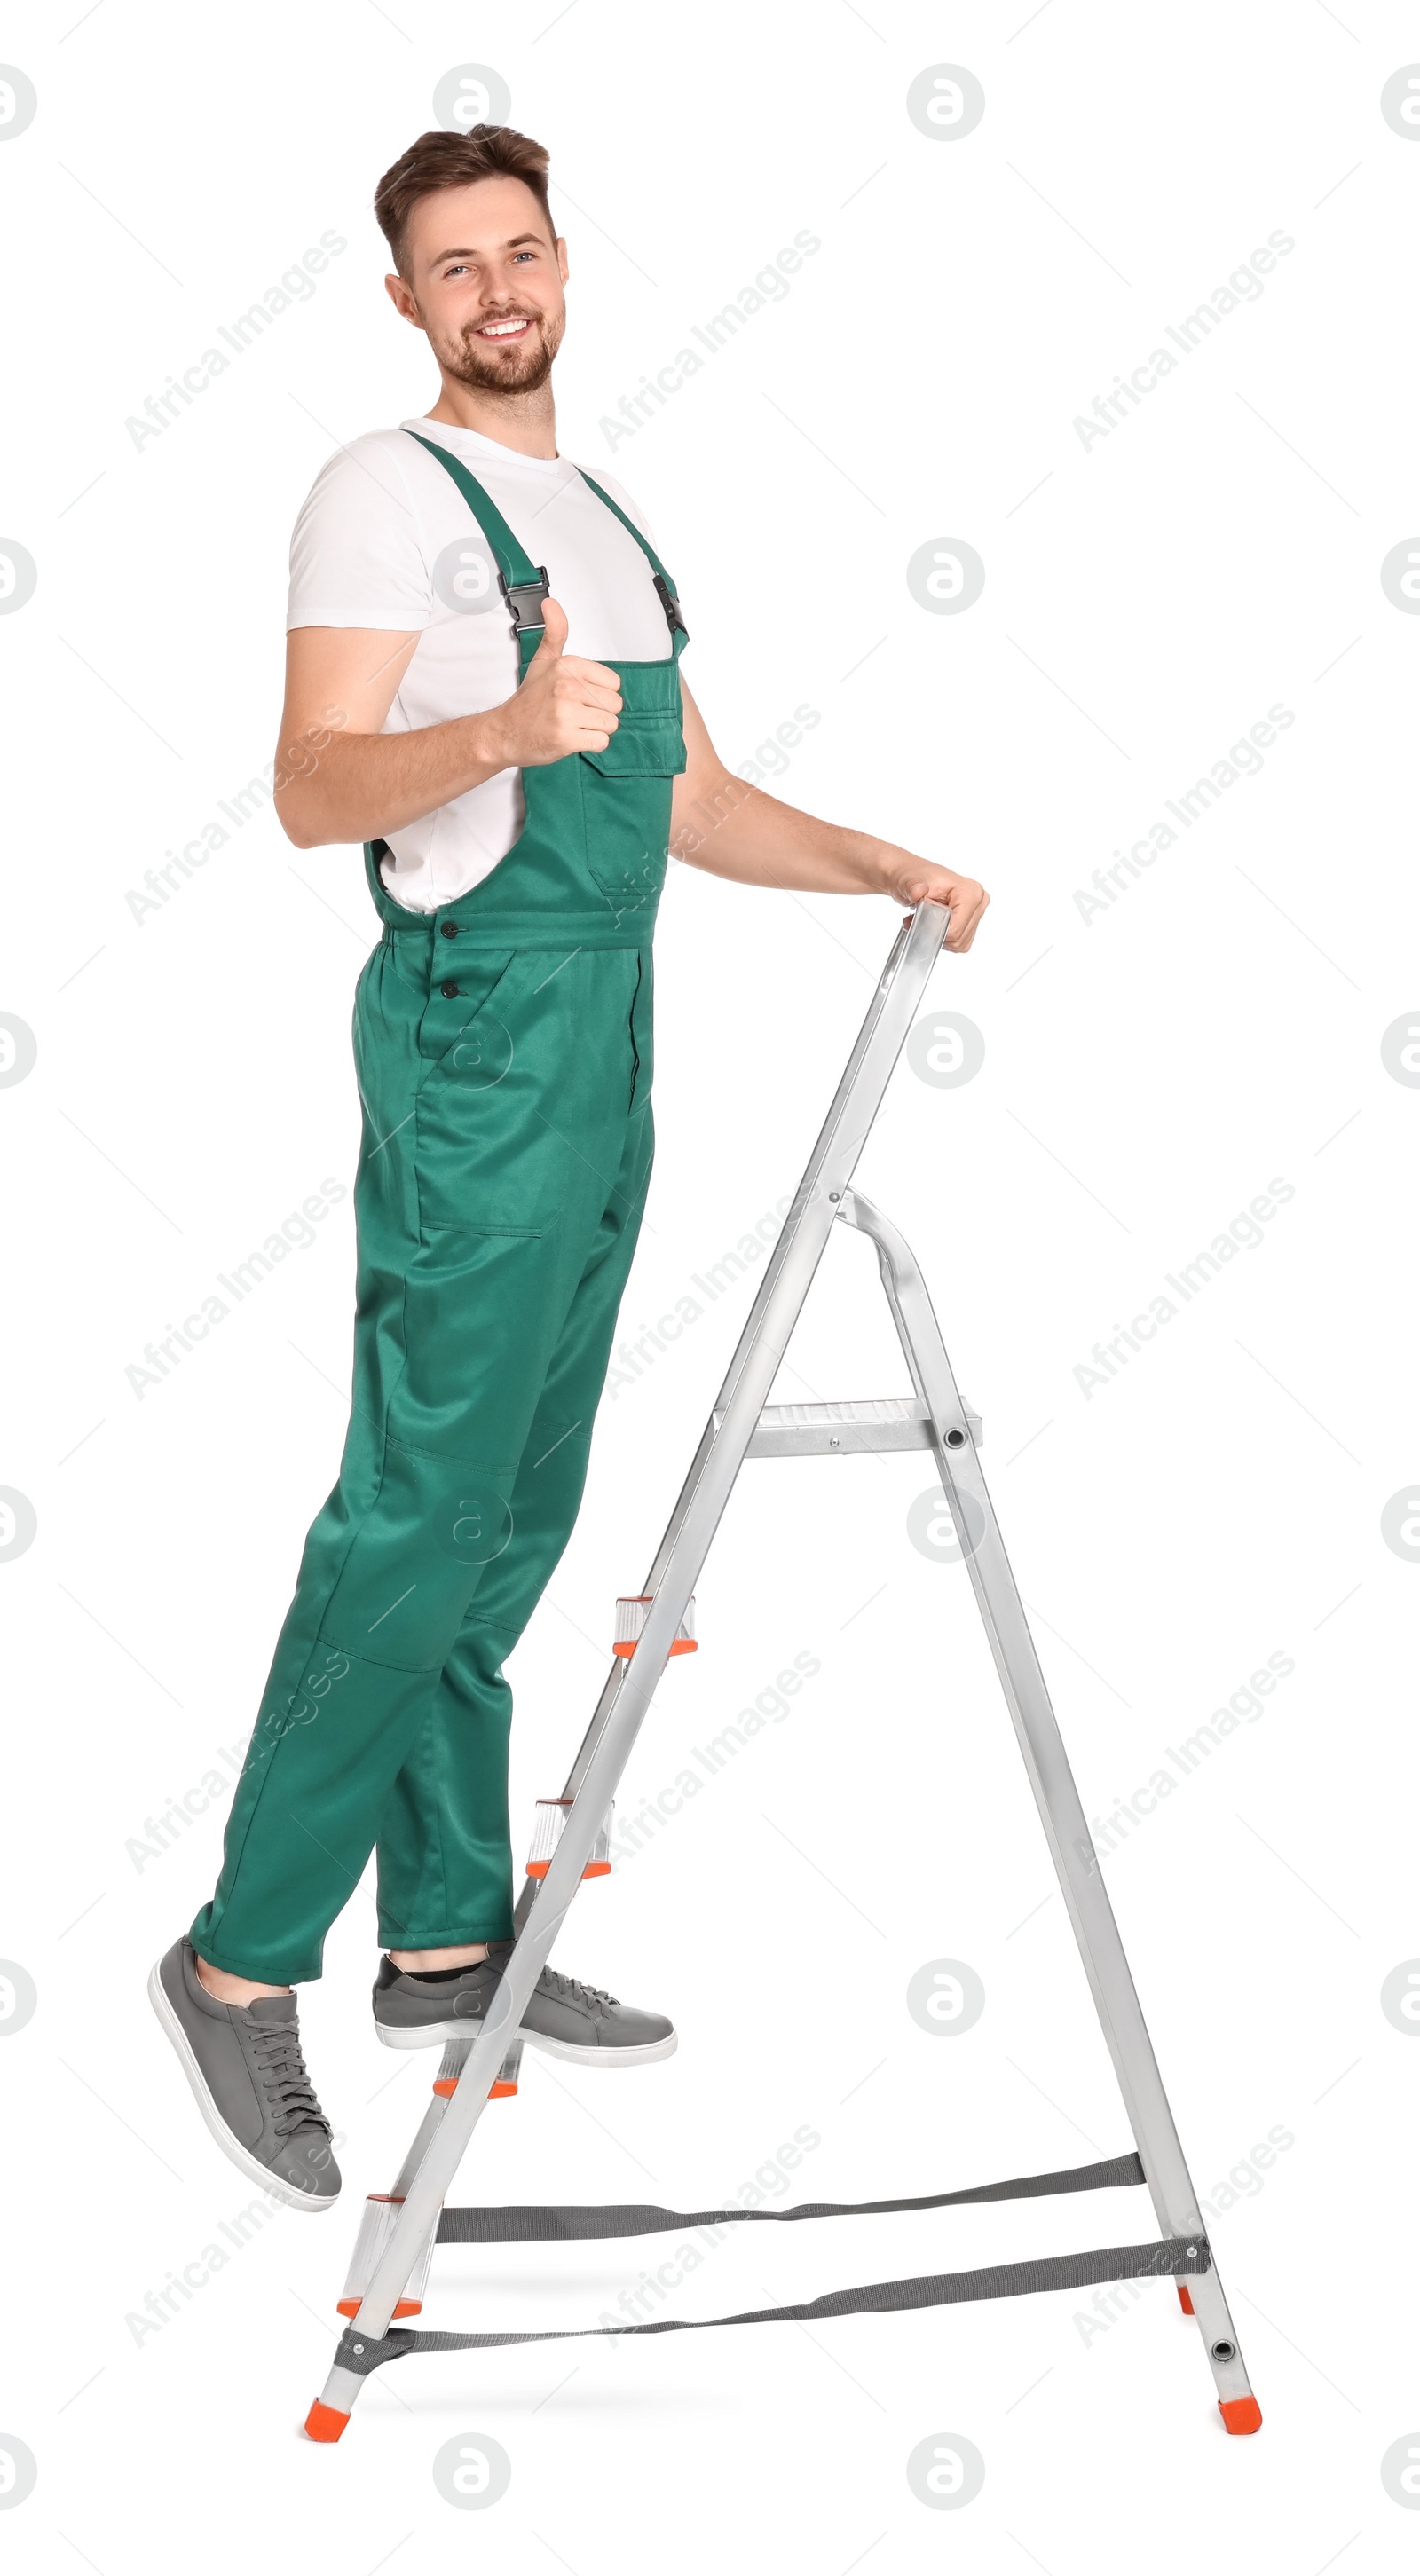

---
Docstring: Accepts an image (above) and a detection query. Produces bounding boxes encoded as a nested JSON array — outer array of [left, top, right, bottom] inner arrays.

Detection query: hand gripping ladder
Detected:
[[305, 901, 1261, 2442]]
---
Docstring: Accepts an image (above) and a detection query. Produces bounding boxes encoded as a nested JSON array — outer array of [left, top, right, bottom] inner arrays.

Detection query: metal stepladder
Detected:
[[304, 901, 1262, 2442]]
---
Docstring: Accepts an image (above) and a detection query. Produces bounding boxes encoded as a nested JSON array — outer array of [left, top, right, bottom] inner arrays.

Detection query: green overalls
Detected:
[[190, 437, 687, 1984]]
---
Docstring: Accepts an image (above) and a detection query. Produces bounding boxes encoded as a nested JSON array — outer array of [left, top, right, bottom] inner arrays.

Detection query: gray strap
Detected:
[[336, 2233, 1209, 2374], [435, 2150, 1146, 2245]]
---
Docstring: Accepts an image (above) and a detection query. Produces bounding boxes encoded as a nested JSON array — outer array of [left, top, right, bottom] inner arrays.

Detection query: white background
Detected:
[[2, 0, 1416, 2564]]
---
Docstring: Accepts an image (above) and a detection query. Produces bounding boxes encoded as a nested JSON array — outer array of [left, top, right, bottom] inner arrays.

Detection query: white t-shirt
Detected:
[[286, 418, 674, 912]]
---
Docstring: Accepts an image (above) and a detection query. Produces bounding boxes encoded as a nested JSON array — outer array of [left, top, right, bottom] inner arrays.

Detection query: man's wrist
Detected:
[[853, 835, 905, 896], [464, 700, 513, 780]]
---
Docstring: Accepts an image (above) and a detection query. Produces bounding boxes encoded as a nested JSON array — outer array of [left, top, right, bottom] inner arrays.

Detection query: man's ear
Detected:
[[383, 272, 420, 326], [556, 235, 570, 287]]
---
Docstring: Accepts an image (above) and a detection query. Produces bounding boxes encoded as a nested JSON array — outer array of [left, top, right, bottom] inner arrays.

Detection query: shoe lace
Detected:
[[250, 2021, 330, 2138], [540, 1965, 619, 2016]]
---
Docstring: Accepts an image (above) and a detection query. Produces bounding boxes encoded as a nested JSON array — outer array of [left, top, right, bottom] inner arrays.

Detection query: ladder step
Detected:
[[526, 1796, 616, 1879], [612, 1595, 696, 1658], [336, 2194, 438, 2320], [431, 2033, 523, 2101], [717, 1395, 982, 1458]]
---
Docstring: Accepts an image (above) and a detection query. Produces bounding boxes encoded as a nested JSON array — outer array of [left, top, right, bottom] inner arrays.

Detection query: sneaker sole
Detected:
[[374, 2015, 678, 2067], [146, 1957, 338, 2214], [525, 2028, 678, 2068]]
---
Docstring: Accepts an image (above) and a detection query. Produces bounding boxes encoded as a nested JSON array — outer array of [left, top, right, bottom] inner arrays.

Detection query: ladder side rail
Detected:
[[852, 1191, 1255, 2414], [388, 2097, 449, 2201], [838, 1190, 948, 1436], [851, 1187, 1201, 2218]]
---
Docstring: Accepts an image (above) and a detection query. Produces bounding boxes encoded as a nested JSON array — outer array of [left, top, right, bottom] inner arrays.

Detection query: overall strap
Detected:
[[404, 430, 550, 650], [406, 428, 688, 655], [577, 469, 688, 643]]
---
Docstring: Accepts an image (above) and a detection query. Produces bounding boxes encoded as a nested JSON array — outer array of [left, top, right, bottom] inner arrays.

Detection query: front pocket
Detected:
[[577, 762, 680, 910], [579, 710, 687, 777], [414, 951, 572, 1235], [577, 673, 685, 909]]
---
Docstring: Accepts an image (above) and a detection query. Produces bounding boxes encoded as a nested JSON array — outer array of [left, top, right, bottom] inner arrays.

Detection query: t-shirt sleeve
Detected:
[[286, 437, 433, 632]]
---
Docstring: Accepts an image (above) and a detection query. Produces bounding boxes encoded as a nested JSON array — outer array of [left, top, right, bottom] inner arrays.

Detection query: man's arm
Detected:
[[670, 682, 988, 950], [272, 600, 622, 850]]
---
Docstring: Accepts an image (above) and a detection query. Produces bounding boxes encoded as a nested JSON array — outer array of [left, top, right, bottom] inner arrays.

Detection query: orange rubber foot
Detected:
[[336, 2297, 421, 2320], [1219, 2395, 1263, 2436], [1177, 2285, 1195, 2316], [304, 2400, 350, 2444]]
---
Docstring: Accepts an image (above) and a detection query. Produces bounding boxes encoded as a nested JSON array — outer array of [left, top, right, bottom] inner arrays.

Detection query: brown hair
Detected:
[[375, 125, 556, 278]]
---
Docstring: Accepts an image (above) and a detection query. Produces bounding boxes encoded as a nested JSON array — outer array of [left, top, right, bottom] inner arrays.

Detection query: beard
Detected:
[[437, 309, 564, 395]]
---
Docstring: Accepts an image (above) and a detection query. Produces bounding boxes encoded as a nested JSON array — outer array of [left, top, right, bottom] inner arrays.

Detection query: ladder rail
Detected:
[[841, 1184, 1252, 2412]]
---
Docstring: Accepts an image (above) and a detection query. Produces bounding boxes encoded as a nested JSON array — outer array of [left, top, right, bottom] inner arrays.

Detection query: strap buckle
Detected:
[[653, 571, 688, 640], [498, 567, 551, 635]]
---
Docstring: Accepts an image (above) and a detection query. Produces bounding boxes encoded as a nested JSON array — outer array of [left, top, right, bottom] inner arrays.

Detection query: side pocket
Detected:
[[627, 949, 654, 1112], [414, 950, 572, 1237], [415, 949, 518, 1087]]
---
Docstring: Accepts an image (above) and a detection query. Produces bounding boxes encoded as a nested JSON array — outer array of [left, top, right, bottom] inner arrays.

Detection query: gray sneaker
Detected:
[[148, 1938, 340, 2211], [373, 1942, 677, 2067]]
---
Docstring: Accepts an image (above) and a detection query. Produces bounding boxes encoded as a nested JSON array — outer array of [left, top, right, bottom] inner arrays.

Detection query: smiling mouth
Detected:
[[473, 316, 534, 341]]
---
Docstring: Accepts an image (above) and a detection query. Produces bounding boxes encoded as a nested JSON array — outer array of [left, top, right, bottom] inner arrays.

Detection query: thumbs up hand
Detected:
[[483, 595, 623, 770], [527, 594, 569, 666]]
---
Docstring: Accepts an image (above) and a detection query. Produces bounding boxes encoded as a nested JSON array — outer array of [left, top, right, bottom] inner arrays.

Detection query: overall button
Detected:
[[440, 981, 460, 998], [440, 922, 459, 939]]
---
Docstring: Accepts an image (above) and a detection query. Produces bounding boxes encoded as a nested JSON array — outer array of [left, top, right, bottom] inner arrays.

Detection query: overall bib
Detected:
[[191, 437, 687, 1984]]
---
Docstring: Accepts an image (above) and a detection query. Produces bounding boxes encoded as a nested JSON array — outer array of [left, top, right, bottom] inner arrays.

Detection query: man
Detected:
[[150, 122, 989, 2208]]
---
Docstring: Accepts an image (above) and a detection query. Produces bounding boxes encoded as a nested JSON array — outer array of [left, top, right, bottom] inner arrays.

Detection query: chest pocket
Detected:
[[578, 702, 686, 909], [414, 951, 572, 1237], [580, 709, 686, 776]]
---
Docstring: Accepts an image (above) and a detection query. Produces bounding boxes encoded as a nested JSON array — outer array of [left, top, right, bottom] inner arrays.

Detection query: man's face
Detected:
[[387, 174, 568, 393]]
